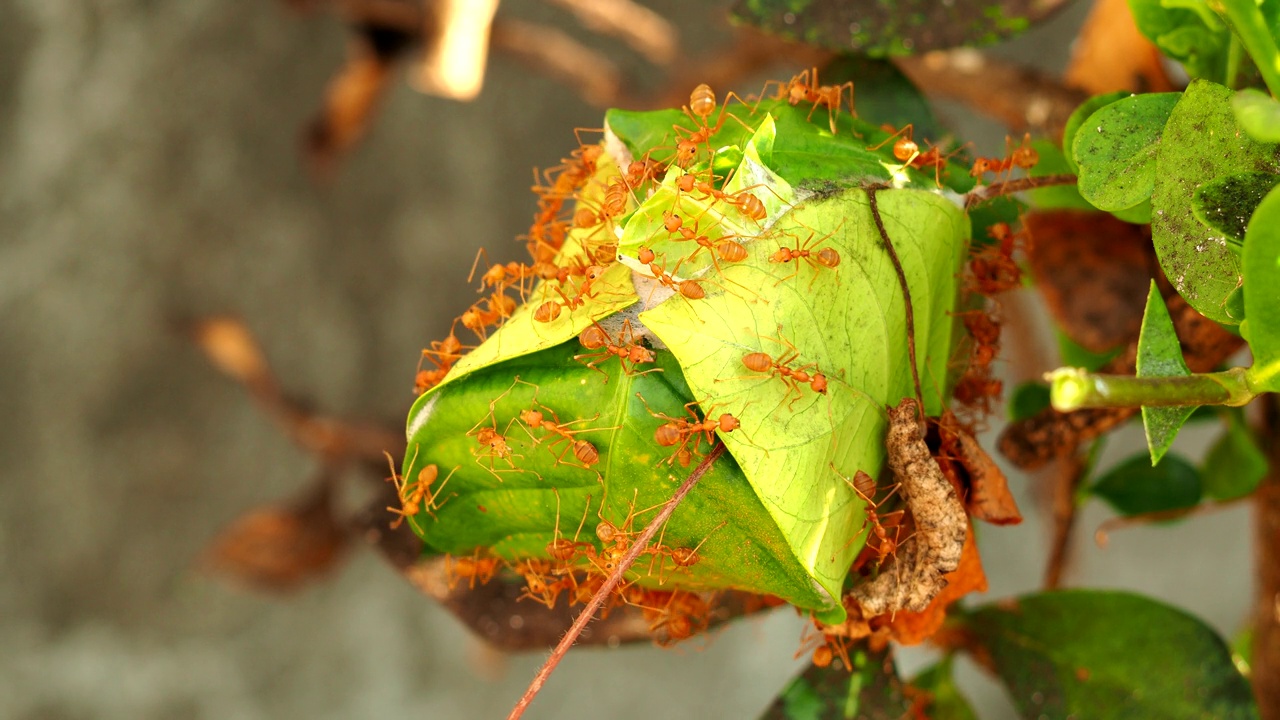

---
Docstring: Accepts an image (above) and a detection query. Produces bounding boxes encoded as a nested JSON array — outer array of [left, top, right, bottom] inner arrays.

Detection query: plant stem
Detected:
[[867, 185, 923, 410], [963, 174, 1078, 209], [1254, 394, 1280, 718], [1047, 366, 1257, 411], [506, 443, 725, 720], [1214, 0, 1280, 98]]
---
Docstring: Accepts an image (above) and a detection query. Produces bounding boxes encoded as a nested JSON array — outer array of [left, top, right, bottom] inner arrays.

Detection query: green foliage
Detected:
[[1136, 282, 1197, 463], [1243, 184, 1280, 391], [1088, 452, 1202, 516], [407, 98, 970, 624], [1062, 91, 1131, 174], [1007, 381, 1051, 421], [1192, 171, 1280, 242], [1152, 80, 1280, 325], [959, 590, 1258, 719], [1234, 88, 1280, 142], [1128, 0, 1234, 81], [759, 648, 911, 720], [729, 0, 1065, 55], [820, 56, 944, 141], [1202, 410, 1268, 500], [1074, 93, 1180, 212], [909, 660, 979, 720]]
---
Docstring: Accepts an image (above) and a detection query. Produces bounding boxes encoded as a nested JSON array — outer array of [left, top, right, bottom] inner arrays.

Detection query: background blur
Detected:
[[0, 1, 1252, 718]]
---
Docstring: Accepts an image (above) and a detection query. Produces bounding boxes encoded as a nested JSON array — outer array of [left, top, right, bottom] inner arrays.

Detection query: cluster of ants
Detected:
[[402, 67, 1036, 651]]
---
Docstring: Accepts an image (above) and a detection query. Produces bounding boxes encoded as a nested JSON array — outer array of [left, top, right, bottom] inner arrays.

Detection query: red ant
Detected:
[[636, 247, 707, 300], [870, 123, 962, 186], [836, 467, 905, 571], [739, 331, 829, 405], [756, 67, 856, 134], [969, 222, 1026, 296], [969, 133, 1039, 179], [770, 227, 841, 285], [413, 321, 470, 394], [445, 550, 501, 590], [574, 319, 658, 377], [673, 83, 752, 167], [532, 264, 607, 322], [546, 488, 598, 564], [637, 395, 746, 466]]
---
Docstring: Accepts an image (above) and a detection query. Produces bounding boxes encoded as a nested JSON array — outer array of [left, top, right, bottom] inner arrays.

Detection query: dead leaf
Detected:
[[936, 413, 1022, 525], [305, 41, 399, 173], [201, 481, 349, 592], [1024, 210, 1154, 354], [886, 522, 987, 646], [1065, 0, 1174, 95]]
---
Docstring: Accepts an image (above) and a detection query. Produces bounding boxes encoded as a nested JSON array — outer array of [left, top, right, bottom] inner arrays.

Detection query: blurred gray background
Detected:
[[0, 1, 1252, 718]]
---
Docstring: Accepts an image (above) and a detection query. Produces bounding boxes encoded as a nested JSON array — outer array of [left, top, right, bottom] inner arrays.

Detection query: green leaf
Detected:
[[1201, 410, 1267, 500], [1088, 451, 1202, 516], [408, 100, 971, 625], [760, 647, 911, 720], [1129, 0, 1231, 81], [1063, 91, 1132, 174], [909, 660, 978, 720], [1243, 184, 1280, 391], [1074, 93, 1180, 211], [1008, 381, 1051, 422], [1136, 282, 1197, 464], [1192, 171, 1280, 242], [729, 0, 1067, 55], [1152, 80, 1280, 325], [960, 590, 1258, 719], [1234, 88, 1280, 142], [1057, 330, 1121, 372]]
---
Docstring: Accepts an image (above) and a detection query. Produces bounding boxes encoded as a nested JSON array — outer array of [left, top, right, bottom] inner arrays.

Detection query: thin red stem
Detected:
[[506, 442, 726, 720]]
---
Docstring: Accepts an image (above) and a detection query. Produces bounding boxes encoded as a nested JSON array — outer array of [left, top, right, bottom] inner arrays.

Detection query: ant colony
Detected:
[[397, 68, 1019, 656]]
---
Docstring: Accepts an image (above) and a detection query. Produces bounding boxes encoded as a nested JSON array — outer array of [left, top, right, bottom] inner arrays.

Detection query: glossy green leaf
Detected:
[[405, 344, 833, 611], [1152, 80, 1280, 325], [1243, 184, 1280, 391], [760, 647, 911, 720], [1234, 88, 1280, 142], [1088, 451, 1202, 516], [1063, 91, 1131, 174], [1074, 93, 1180, 212], [1136, 282, 1197, 464], [909, 660, 978, 720], [606, 98, 975, 195], [1202, 410, 1267, 500], [1008, 381, 1051, 422], [729, 0, 1068, 55], [1129, 0, 1231, 81], [1192, 171, 1280, 242], [961, 590, 1258, 719]]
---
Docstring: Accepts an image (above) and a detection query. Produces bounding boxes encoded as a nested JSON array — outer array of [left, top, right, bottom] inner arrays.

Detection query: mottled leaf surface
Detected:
[[731, 0, 1070, 55], [1152, 80, 1280, 325], [961, 590, 1258, 720], [1074, 92, 1179, 212]]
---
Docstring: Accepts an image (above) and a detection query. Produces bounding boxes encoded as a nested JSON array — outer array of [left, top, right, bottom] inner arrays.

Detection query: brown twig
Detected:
[[867, 186, 924, 409], [1043, 454, 1084, 590], [490, 18, 624, 107], [507, 442, 726, 720], [1094, 495, 1249, 547], [896, 50, 1089, 140], [1254, 394, 1280, 718], [963, 174, 1079, 209], [543, 0, 678, 65]]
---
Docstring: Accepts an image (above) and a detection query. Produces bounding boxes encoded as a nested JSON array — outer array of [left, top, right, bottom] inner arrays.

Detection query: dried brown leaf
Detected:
[[937, 413, 1022, 526], [885, 522, 987, 646], [1065, 0, 1174, 94], [306, 43, 397, 172], [1025, 210, 1154, 354], [201, 482, 349, 592]]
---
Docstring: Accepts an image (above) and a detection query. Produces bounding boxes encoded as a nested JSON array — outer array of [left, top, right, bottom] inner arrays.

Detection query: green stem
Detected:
[[1048, 366, 1257, 411], [1214, 0, 1280, 98], [1227, 32, 1243, 90]]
